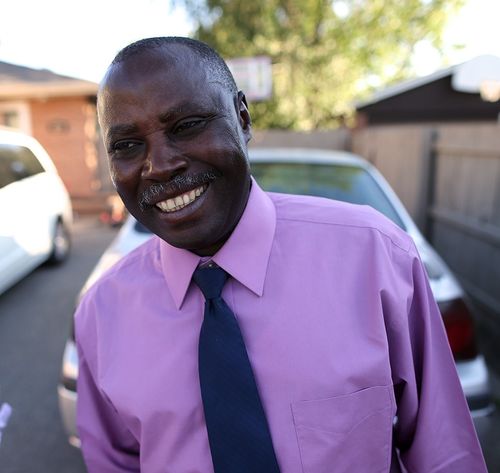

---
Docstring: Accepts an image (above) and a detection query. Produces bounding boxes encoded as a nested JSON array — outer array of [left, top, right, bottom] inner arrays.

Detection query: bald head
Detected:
[[103, 36, 238, 96]]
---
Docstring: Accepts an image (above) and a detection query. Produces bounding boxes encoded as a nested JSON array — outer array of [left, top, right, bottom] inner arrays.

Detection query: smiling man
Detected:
[[98, 40, 251, 255], [75, 37, 487, 473]]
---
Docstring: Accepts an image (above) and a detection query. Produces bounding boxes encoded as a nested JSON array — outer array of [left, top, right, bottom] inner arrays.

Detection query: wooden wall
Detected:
[[250, 128, 351, 151], [352, 123, 500, 318], [430, 124, 500, 316], [351, 125, 433, 230]]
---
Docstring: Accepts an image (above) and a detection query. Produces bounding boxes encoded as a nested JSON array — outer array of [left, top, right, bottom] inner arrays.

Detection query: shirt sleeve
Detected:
[[387, 243, 487, 473], [75, 295, 141, 473]]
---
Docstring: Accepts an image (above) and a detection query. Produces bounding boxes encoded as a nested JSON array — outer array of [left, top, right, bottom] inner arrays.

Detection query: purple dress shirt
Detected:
[[76, 180, 487, 473]]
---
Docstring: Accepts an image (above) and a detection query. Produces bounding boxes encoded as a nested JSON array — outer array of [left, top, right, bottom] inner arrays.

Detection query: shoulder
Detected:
[[268, 191, 414, 254], [75, 236, 161, 320], [95, 235, 159, 290], [75, 235, 166, 369]]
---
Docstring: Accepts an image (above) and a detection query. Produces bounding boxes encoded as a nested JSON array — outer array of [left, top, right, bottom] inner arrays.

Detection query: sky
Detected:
[[0, 0, 499, 84]]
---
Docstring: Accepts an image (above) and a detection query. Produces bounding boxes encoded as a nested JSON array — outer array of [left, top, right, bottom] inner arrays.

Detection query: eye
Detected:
[[110, 140, 144, 156], [173, 118, 206, 135]]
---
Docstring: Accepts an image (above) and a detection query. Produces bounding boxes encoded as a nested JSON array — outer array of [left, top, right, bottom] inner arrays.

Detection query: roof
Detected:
[[0, 60, 98, 99], [356, 66, 454, 109], [356, 55, 500, 109]]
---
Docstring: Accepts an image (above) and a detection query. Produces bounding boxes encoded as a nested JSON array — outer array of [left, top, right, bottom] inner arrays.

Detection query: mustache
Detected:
[[139, 171, 219, 211]]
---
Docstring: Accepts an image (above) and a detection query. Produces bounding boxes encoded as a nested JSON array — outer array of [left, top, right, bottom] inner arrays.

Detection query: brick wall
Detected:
[[29, 96, 109, 213]]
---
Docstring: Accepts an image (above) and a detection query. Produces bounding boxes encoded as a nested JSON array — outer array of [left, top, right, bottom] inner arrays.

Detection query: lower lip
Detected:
[[152, 185, 210, 222]]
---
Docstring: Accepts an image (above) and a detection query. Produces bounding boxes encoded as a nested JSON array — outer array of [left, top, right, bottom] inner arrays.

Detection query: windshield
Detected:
[[251, 162, 406, 230]]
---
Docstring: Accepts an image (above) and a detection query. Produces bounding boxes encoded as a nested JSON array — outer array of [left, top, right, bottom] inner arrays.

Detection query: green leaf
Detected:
[[175, 0, 464, 129]]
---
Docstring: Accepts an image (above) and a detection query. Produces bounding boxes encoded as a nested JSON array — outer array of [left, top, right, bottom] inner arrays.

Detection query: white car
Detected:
[[0, 127, 72, 296], [58, 148, 492, 447]]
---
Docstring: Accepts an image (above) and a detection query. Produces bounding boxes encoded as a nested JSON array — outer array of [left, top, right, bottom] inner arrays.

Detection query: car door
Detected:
[[0, 144, 51, 294]]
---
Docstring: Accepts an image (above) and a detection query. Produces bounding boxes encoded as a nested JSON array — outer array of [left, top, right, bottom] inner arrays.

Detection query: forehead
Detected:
[[98, 46, 229, 124], [102, 47, 207, 99]]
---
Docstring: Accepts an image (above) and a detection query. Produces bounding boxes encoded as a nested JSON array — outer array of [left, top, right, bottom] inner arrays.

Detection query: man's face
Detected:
[[98, 47, 252, 255]]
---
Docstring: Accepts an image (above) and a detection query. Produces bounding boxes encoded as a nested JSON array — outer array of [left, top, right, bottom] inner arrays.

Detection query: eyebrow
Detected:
[[106, 100, 219, 141], [106, 123, 140, 141], [158, 102, 213, 123]]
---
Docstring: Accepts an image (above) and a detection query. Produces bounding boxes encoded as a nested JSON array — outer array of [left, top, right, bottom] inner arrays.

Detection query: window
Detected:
[[1, 111, 19, 129], [0, 102, 32, 134], [0, 144, 45, 189], [251, 162, 406, 229]]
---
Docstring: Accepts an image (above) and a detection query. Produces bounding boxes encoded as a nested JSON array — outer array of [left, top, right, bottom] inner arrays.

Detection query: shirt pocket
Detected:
[[291, 385, 394, 473]]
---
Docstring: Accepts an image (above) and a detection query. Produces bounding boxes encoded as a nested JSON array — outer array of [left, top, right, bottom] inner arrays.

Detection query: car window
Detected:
[[251, 162, 406, 230], [0, 149, 17, 189], [0, 144, 45, 188]]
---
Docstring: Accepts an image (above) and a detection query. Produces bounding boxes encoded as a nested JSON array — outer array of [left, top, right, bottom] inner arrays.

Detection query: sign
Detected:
[[226, 56, 272, 101]]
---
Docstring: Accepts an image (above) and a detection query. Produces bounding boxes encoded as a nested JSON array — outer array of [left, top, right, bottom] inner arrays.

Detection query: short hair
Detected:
[[110, 37, 238, 95]]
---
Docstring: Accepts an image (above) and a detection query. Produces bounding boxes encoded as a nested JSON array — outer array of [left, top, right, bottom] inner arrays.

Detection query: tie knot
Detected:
[[193, 266, 228, 300]]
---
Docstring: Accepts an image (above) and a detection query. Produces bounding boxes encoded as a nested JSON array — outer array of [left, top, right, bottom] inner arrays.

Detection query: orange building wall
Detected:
[[29, 96, 105, 211]]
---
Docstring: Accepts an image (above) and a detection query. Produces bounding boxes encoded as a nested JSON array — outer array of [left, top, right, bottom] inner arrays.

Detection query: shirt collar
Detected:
[[160, 177, 276, 309]]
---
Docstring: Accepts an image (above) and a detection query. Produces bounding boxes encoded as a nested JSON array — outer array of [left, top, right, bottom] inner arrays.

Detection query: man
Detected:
[[76, 36, 487, 472]]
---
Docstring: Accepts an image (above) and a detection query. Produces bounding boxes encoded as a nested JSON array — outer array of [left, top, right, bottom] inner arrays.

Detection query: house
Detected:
[[356, 55, 500, 125], [0, 61, 112, 214]]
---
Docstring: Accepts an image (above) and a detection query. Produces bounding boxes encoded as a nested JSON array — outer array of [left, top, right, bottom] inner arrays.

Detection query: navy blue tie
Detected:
[[193, 266, 280, 473]]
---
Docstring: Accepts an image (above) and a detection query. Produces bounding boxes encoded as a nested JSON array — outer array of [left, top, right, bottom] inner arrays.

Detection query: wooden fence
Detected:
[[352, 123, 500, 318], [250, 128, 351, 151]]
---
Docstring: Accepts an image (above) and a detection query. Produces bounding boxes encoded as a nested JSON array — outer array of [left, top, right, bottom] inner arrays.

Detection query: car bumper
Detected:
[[457, 356, 495, 417], [57, 384, 80, 448]]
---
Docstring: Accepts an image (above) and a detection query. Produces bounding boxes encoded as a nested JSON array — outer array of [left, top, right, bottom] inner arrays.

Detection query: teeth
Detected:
[[155, 184, 207, 213]]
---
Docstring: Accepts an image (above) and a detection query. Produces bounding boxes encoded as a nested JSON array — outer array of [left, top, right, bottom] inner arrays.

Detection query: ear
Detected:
[[237, 90, 252, 143]]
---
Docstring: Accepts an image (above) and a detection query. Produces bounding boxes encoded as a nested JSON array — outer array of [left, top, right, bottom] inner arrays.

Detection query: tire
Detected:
[[47, 220, 71, 264]]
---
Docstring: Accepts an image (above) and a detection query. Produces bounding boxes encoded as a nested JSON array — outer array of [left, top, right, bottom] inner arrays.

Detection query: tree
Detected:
[[177, 0, 464, 129]]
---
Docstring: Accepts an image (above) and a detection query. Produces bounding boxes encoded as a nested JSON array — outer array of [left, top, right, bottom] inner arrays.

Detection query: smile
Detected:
[[155, 184, 208, 213]]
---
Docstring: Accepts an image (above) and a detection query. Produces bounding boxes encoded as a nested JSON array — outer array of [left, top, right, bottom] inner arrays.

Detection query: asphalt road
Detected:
[[0, 217, 118, 473], [0, 217, 498, 472]]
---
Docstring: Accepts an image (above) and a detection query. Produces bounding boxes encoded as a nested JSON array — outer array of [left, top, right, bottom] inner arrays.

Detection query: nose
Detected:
[[141, 137, 189, 181]]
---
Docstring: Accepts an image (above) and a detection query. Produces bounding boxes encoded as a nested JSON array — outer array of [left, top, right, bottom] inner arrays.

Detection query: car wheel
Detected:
[[47, 220, 71, 264]]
